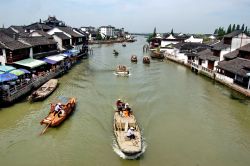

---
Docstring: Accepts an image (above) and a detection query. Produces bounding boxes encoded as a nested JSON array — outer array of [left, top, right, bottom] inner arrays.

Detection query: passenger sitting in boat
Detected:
[[116, 99, 123, 110], [54, 103, 65, 117], [127, 127, 135, 139]]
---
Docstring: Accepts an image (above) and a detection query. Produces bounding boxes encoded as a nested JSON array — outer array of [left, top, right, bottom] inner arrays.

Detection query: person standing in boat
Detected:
[[127, 127, 135, 139], [54, 103, 65, 117], [116, 99, 124, 115]]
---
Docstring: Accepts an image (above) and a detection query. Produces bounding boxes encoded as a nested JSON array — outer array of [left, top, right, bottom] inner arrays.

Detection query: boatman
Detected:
[[127, 127, 135, 139], [54, 103, 64, 117]]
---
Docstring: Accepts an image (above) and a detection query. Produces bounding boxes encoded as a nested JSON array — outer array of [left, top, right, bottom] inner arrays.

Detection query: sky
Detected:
[[0, 0, 249, 34]]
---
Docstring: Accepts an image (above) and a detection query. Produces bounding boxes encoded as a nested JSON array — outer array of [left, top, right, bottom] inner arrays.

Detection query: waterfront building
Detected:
[[0, 31, 30, 65], [43, 16, 66, 27], [216, 43, 250, 88], [160, 34, 188, 48], [99, 25, 115, 39], [47, 27, 85, 51], [52, 32, 72, 51], [25, 21, 52, 32], [19, 36, 58, 59], [185, 35, 203, 43]]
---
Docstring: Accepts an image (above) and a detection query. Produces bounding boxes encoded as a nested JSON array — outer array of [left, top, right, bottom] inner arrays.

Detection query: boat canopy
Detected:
[[0, 65, 16, 72], [9, 69, 25, 76], [0, 73, 18, 82], [14, 58, 46, 69]]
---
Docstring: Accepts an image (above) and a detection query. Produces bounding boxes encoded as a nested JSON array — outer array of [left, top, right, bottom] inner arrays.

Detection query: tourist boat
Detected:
[[28, 79, 58, 102], [143, 56, 150, 64], [113, 50, 119, 56], [115, 65, 129, 76], [113, 103, 142, 156], [122, 43, 126, 47], [150, 51, 165, 59], [131, 55, 137, 63], [40, 97, 76, 133]]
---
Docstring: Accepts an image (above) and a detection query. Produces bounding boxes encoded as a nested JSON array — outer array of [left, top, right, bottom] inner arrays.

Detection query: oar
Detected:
[[40, 122, 51, 135]]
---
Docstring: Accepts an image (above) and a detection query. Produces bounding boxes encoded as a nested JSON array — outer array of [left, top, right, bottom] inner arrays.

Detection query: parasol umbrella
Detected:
[[0, 65, 16, 72], [0, 73, 18, 83], [9, 69, 25, 76]]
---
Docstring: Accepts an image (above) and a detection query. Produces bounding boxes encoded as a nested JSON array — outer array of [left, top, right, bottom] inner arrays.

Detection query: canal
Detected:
[[0, 36, 250, 166]]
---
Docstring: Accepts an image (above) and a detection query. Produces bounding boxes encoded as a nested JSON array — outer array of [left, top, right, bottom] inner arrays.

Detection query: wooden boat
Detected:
[[115, 65, 129, 76], [113, 50, 119, 56], [40, 97, 76, 130], [150, 51, 165, 59], [131, 55, 137, 63], [143, 56, 150, 64], [28, 79, 58, 102], [122, 43, 126, 47], [113, 103, 142, 156]]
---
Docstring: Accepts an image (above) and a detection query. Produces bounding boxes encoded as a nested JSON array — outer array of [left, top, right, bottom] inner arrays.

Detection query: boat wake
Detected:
[[112, 138, 147, 160], [113, 72, 131, 76]]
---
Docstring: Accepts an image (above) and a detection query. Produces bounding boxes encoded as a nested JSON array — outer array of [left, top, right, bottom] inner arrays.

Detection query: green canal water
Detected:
[[1, 36, 250, 166]]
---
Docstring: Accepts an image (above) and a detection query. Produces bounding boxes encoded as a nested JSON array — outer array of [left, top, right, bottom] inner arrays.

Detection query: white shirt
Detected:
[[127, 129, 134, 137], [55, 105, 61, 112]]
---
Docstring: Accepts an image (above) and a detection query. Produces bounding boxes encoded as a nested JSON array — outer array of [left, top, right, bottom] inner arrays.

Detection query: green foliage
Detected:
[[217, 27, 226, 39], [171, 28, 174, 35], [232, 24, 236, 31], [96, 33, 102, 40], [147, 34, 154, 43], [153, 27, 156, 37], [226, 24, 232, 34], [241, 24, 245, 31], [236, 24, 240, 30], [214, 29, 218, 34]]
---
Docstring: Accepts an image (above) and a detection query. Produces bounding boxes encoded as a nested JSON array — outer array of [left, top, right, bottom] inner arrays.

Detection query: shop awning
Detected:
[[0, 73, 18, 82], [9, 69, 25, 76], [19, 68, 31, 74], [45, 54, 65, 62], [0, 65, 16, 72], [14, 58, 46, 69], [42, 58, 57, 65], [63, 49, 80, 57]]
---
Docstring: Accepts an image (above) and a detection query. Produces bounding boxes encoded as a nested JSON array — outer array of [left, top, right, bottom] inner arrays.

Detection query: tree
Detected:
[[236, 24, 240, 30], [244, 26, 248, 33], [96, 33, 103, 40], [171, 28, 174, 35], [241, 24, 245, 31], [217, 27, 225, 39], [226, 24, 232, 34], [153, 27, 156, 37], [232, 24, 236, 31], [214, 28, 218, 34]]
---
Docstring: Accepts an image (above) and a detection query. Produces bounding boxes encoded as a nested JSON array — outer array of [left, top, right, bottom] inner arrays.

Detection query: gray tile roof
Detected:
[[198, 49, 219, 61], [33, 30, 52, 39], [25, 23, 52, 31], [54, 32, 70, 40], [239, 43, 250, 52], [217, 58, 250, 77], [224, 30, 243, 38], [212, 40, 230, 50], [20, 36, 57, 46], [223, 50, 239, 59], [57, 27, 83, 38]]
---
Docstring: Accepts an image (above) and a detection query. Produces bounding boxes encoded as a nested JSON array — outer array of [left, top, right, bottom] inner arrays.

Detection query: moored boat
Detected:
[[113, 102, 142, 157], [131, 55, 137, 63], [28, 79, 58, 102], [150, 50, 164, 59], [143, 56, 150, 64], [122, 43, 126, 47], [40, 97, 76, 134], [115, 65, 129, 76], [113, 50, 119, 56]]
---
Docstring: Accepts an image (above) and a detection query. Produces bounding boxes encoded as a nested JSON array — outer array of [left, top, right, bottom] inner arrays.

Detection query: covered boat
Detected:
[[28, 79, 58, 102], [150, 50, 164, 59], [40, 97, 76, 131], [115, 65, 129, 76], [143, 56, 150, 64], [113, 102, 142, 156], [131, 55, 137, 63]]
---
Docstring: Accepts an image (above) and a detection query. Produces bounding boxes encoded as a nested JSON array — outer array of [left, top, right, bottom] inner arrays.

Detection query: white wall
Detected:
[[0, 49, 7, 65], [53, 35, 63, 51], [231, 33, 250, 51]]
